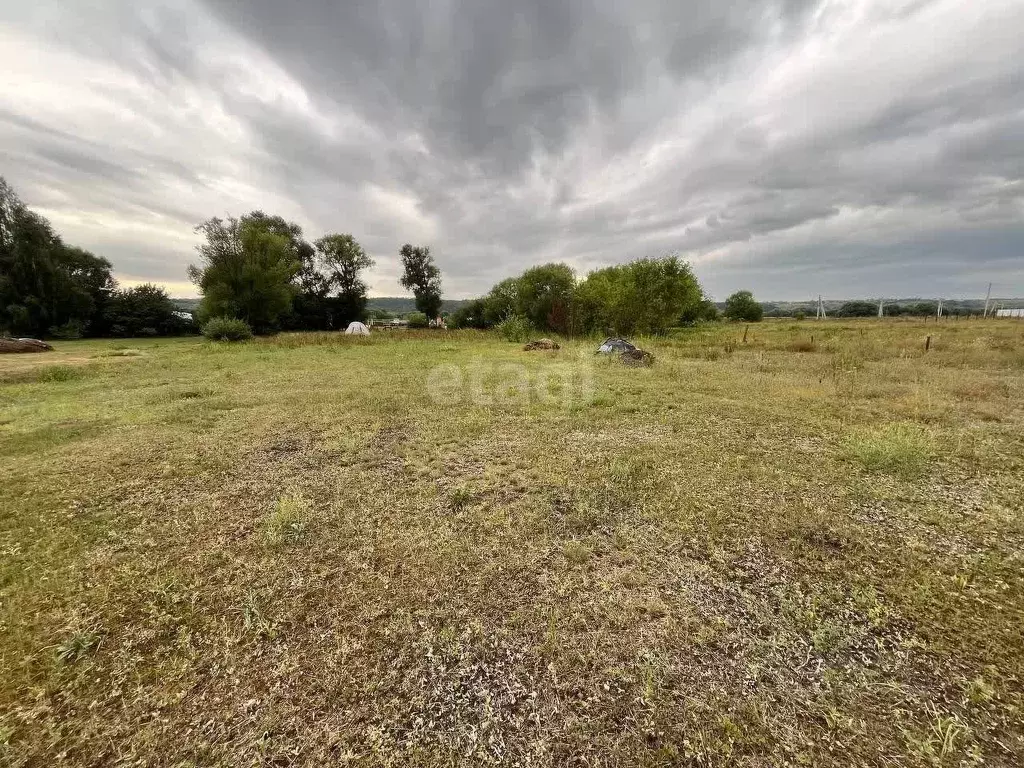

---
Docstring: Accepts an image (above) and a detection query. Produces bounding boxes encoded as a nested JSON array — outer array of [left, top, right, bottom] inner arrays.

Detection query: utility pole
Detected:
[[983, 283, 992, 318]]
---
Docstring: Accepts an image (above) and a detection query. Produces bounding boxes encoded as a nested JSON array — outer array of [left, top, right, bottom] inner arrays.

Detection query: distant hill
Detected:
[[171, 298, 200, 312], [367, 297, 472, 315], [758, 298, 1024, 317]]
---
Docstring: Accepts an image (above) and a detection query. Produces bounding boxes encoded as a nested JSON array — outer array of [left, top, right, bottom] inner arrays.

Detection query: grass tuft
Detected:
[[262, 493, 311, 546], [787, 338, 818, 353], [36, 365, 82, 383]]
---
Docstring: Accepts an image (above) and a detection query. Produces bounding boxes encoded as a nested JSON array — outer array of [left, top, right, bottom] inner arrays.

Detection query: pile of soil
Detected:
[[523, 338, 560, 351], [0, 338, 53, 354], [620, 349, 654, 367]]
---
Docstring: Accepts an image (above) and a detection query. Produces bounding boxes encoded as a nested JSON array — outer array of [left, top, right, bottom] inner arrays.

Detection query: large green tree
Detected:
[[514, 263, 576, 333], [399, 244, 442, 320], [104, 284, 187, 337], [723, 290, 764, 322], [1, 177, 114, 338], [188, 214, 300, 333], [577, 256, 702, 335], [482, 277, 519, 326], [291, 256, 335, 330], [315, 233, 373, 325]]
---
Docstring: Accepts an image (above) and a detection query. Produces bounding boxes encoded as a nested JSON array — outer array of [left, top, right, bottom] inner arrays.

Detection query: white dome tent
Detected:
[[344, 321, 371, 335]]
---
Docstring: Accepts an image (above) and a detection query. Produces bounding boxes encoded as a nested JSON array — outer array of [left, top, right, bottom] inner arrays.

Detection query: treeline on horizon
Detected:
[[762, 299, 1000, 318], [184, 208, 748, 337], [0, 180, 756, 340], [0, 178, 194, 339], [0, 176, 1011, 341]]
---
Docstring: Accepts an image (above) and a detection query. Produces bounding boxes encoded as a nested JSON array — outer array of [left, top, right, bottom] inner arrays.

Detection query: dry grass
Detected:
[[1, 319, 1023, 766]]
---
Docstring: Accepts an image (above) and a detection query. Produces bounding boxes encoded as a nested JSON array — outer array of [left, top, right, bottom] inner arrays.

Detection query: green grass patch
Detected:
[[262, 493, 311, 546], [36, 364, 83, 383], [843, 422, 935, 476]]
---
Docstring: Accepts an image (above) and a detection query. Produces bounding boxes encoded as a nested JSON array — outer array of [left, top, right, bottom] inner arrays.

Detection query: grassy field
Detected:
[[2, 320, 1023, 766]]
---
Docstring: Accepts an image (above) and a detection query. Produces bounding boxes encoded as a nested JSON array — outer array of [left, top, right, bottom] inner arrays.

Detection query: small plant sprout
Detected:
[[56, 631, 102, 663], [263, 493, 311, 546]]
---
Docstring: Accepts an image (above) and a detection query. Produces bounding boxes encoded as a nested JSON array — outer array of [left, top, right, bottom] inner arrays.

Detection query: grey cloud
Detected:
[[1, 0, 1022, 299], [201, 0, 819, 176], [704, 223, 1024, 301]]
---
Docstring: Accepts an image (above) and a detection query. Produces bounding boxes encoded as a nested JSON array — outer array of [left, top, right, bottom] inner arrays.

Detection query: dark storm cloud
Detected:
[[1, 0, 1022, 298], [201, 0, 818, 176]]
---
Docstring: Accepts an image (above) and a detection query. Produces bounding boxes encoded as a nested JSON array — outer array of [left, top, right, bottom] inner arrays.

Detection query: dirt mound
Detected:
[[0, 338, 53, 354], [523, 338, 560, 351], [620, 349, 654, 367]]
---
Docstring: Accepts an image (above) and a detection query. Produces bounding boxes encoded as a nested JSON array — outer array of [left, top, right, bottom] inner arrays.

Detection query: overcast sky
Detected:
[[2, 0, 1022, 300]]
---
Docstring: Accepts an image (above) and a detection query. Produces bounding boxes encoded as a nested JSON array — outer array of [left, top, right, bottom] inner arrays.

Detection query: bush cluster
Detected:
[[495, 314, 533, 343], [450, 257, 732, 337], [202, 316, 253, 341]]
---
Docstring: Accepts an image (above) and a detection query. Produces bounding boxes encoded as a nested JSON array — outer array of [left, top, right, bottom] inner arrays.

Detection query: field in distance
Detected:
[[1, 319, 1022, 766]]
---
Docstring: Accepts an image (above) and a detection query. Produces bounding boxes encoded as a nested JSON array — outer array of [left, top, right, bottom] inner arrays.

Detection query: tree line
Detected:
[[448, 261, 763, 335], [0, 177, 191, 338], [830, 300, 975, 318], [3, 174, 766, 340], [0, 177, 442, 339], [186, 211, 441, 334]]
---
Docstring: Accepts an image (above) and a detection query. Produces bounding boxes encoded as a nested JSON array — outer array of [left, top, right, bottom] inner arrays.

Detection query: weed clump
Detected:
[[263, 493, 311, 545], [843, 422, 935, 476], [495, 315, 533, 343], [37, 365, 81, 383], [56, 631, 101, 663]]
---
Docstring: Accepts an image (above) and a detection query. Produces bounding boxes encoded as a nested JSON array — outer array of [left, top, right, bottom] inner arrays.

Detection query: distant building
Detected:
[[172, 311, 193, 321], [995, 308, 1024, 318]]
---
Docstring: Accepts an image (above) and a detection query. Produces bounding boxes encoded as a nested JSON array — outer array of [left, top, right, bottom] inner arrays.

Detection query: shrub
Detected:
[[578, 256, 702, 335], [836, 300, 878, 318], [495, 314, 533, 343], [449, 299, 490, 329], [48, 321, 84, 340], [724, 290, 764, 322], [406, 312, 429, 329], [202, 316, 253, 341], [680, 297, 720, 324]]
